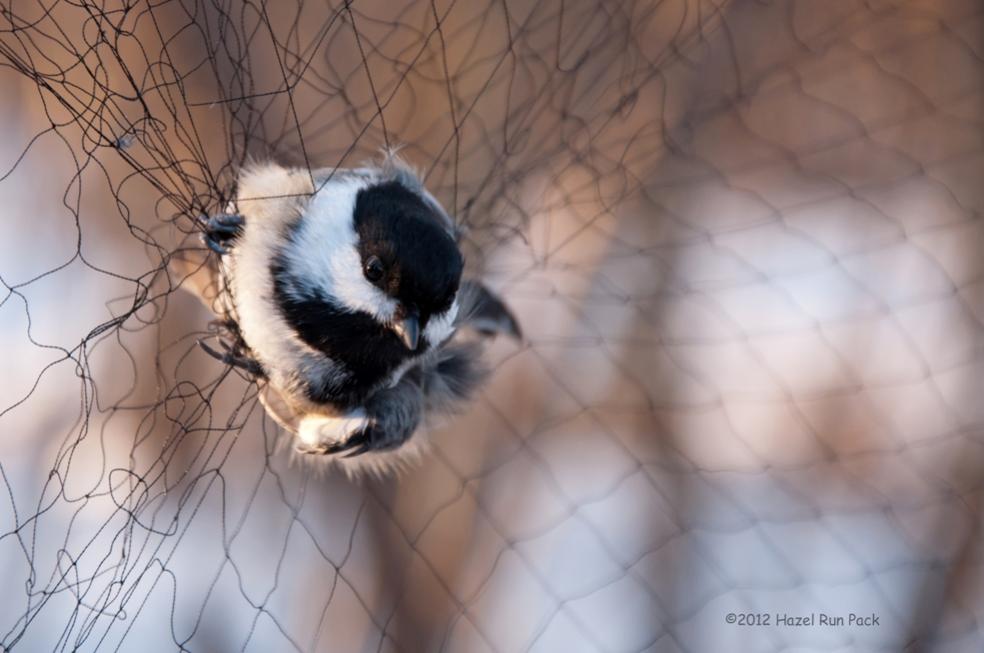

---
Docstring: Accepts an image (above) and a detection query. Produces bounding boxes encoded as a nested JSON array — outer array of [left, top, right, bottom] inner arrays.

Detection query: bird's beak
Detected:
[[393, 313, 420, 351]]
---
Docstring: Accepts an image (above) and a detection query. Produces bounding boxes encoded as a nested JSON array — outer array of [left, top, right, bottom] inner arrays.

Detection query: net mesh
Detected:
[[1, 0, 983, 651]]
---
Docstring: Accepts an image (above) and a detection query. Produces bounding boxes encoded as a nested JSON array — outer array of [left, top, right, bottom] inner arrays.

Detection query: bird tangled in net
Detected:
[[173, 151, 521, 475]]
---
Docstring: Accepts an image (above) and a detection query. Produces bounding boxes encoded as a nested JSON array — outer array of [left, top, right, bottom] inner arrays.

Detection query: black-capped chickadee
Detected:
[[173, 152, 519, 475]]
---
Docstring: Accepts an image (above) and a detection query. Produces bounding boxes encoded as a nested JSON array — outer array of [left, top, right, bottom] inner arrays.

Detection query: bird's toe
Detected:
[[296, 411, 370, 455], [294, 413, 411, 459], [199, 213, 244, 255]]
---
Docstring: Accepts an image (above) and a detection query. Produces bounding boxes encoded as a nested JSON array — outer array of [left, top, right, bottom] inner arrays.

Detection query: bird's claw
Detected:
[[294, 421, 394, 459], [334, 433, 372, 458], [294, 442, 328, 455], [323, 431, 367, 455], [199, 213, 244, 256], [198, 338, 264, 376]]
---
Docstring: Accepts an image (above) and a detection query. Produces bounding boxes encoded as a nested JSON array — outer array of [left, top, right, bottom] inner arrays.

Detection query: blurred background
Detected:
[[1, 0, 983, 651]]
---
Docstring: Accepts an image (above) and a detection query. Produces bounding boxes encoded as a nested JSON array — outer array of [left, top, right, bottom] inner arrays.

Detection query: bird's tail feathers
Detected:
[[456, 280, 523, 341]]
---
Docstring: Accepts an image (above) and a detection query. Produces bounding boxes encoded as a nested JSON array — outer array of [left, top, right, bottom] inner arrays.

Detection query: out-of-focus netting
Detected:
[[1, 0, 983, 651]]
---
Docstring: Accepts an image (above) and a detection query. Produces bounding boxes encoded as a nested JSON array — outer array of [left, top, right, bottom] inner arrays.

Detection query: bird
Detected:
[[171, 152, 520, 475]]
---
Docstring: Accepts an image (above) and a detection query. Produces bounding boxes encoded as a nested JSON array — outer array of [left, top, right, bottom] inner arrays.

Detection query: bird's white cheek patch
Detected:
[[297, 410, 368, 449], [289, 177, 399, 322]]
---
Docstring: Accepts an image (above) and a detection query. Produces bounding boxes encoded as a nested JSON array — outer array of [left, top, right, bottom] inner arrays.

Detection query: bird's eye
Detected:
[[363, 255, 385, 282]]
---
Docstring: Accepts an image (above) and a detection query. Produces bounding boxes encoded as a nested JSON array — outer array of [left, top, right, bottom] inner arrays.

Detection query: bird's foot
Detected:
[[199, 213, 244, 255], [295, 412, 406, 458], [198, 336, 263, 376]]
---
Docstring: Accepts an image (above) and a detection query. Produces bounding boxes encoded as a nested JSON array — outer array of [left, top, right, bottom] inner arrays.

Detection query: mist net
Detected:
[[1, 1, 984, 651]]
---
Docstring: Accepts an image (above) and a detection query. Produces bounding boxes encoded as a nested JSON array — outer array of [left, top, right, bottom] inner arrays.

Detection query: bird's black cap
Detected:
[[353, 181, 463, 320]]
